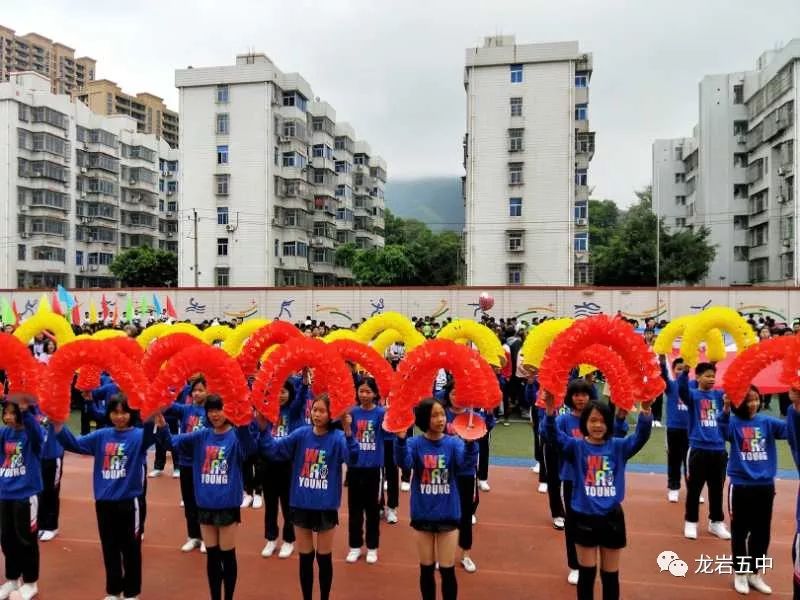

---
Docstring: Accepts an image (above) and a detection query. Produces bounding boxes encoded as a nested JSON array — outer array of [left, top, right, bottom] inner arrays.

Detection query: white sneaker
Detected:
[[179, 500, 184, 507], [537, 482, 548, 494], [532, 462, 540, 474], [240, 494, 253, 508], [478, 480, 491, 492], [103, 596, 119, 600], [147, 469, 163, 478], [180, 538, 201, 552], [346, 548, 362, 563], [278, 542, 294, 559], [200, 542, 207, 554], [734, 574, 750, 594], [261, 540, 277, 558], [747, 573, 772, 594], [385, 508, 398, 524], [0, 581, 18, 600], [553, 517, 565, 530], [17, 582, 37, 600], [38, 529, 57, 542], [684, 521, 698, 539], [252, 494, 263, 509], [471, 514, 477, 525], [172, 468, 181, 479], [383, 481, 388, 491], [567, 569, 580, 585], [653, 420, 663, 428], [709, 521, 731, 540], [461, 556, 477, 573], [667, 490, 679, 503], [400, 482, 411, 492], [366, 549, 378, 564], [699, 495, 705, 504]]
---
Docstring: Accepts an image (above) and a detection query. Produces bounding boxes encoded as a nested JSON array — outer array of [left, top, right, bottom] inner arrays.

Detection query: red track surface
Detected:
[[16, 456, 798, 599]]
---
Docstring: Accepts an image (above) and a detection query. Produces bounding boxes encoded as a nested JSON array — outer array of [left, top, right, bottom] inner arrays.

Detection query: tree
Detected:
[[110, 246, 178, 287], [591, 187, 716, 286], [350, 245, 416, 286], [588, 199, 620, 249]]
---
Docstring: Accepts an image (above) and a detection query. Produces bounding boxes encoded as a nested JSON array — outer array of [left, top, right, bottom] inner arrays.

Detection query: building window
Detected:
[[733, 120, 748, 136], [510, 64, 523, 84], [575, 73, 588, 88], [575, 169, 588, 186], [575, 104, 588, 120], [675, 217, 686, 227], [574, 232, 589, 252], [508, 163, 523, 185], [216, 145, 229, 164], [733, 215, 749, 230], [733, 152, 748, 168], [574, 201, 588, 221], [509, 197, 522, 217], [508, 128, 524, 152], [216, 113, 229, 135], [217, 206, 229, 225], [507, 263, 523, 285], [675, 173, 686, 183], [674, 146, 683, 160], [507, 231, 523, 252], [675, 195, 686, 206], [274, 239, 279, 257], [733, 246, 749, 261], [215, 267, 229, 287], [217, 237, 228, 256], [749, 257, 769, 283], [282, 152, 306, 168], [733, 84, 744, 104], [510, 97, 522, 117], [216, 85, 229, 103], [18, 245, 26, 261]]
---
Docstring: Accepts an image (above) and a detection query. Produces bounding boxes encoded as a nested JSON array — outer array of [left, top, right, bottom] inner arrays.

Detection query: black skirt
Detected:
[[198, 507, 241, 527], [571, 504, 626, 549], [290, 508, 339, 532], [410, 519, 459, 533]]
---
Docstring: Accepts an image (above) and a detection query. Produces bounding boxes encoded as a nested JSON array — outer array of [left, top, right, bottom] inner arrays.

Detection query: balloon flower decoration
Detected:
[[723, 336, 797, 407], [478, 292, 494, 312], [653, 315, 726, 363], [237, 320, 303, 377], [679, 306, 757, 367]]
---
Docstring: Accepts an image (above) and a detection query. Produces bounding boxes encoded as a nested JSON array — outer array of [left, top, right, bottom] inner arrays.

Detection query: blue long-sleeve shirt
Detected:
[[718, 411, 788, 486], [678, 370, 725, 451], [56, 424, 158, 501], [0, 411, 44, 500], [161, 426, 257, 509], [394, 435, 478, 522], [259, 426, 358, 511], [544, 412, 652, 515], [660, 361, 689, 430], [554, 412, 629, 481], [350, 406, 386, 469], [786, 406, 800, 531], [165, 402, 207, 467]]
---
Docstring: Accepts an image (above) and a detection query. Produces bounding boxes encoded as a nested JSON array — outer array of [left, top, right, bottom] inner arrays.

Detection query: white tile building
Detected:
[[175, 53, 385, 288], [653, 40, 799, 286], [0, 71, 179, 289], [463, 35, 595, 286]]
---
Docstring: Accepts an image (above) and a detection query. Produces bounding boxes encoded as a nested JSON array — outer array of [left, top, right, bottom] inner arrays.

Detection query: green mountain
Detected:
[[385, 177, 464, 232]]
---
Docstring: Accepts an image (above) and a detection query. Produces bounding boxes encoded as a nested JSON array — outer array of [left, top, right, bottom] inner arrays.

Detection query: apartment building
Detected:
[[654, 40, 799, 286], [0, 71, 179, 289], [463, 35, 595, 286], [0, 24, 96, 95], [175, 53, 386, 288]]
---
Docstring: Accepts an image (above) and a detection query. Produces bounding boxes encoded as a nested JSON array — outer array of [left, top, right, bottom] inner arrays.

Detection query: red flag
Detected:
[[51, 293, 62, 316], [112, 301, 119, 325], [71, 300, 80, 325], [166, 297, 178, 319], [101, 294, 109, 321], [11, 300, 20, 325]]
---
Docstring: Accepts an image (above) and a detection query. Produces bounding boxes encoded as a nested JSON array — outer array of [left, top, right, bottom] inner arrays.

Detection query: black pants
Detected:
[[729, 483, 774, 573], [39, 457, 62, 531], [0, 498, 39, 583], [347, 468, 381, 549], [532, 415, 547, 483], [400, 429, 412, 483], [561, 480, 579, 569], [685, 448, 727, 523], [179, 465, 202, 540], [263, 459, 294, 543], [96, 499, 142, 598], [477, 433, 490, 482], [153, 417, 179, 471], [457, 475, 478, 551], [382, 438, 399, 510], [792, 531, 800, 600], [780, 393, 791, 417], [666, 428, 689, 491], [652, 394, 663, 422], [243, 455, 265, 496], [543, 441, 564, 519]]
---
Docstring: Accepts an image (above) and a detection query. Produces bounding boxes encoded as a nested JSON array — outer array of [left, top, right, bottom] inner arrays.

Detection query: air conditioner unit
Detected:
[[576, 217, 588, 226], [19, 205, 27, 212], [162, 170, 170, 177], [78, 266, 86, 272], [507, 245, 523, 252], [782, 238, 792, 247], [33, 171, 42, 177], [82, 143, 89, 150], [279, 258, 285, 265], [225, 224, 236, 233], [81, 192, 87, 199], [166, 212, 174, 218], [736, 134, 747, 144], [167, 232, 173, 238], [80, 167, 87, 173], [20, 232, 29, 239], [89, 264, 98, 271], [129, 179, 137, 185], [278, 136, 290, 143], [166, 191, 173, 196]]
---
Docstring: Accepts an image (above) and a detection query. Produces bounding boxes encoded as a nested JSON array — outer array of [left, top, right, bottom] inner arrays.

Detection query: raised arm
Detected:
[[677, 369, 693, 409], [21, 409, 44, 452], [622, 410, 653, 460], [258, 426, 299, 462], [55, 424, 99, 456], [236, 425, 258, 459]]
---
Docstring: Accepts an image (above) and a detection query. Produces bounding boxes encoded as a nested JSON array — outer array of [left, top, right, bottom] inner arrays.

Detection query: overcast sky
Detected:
[[5, 0, 800, 208]]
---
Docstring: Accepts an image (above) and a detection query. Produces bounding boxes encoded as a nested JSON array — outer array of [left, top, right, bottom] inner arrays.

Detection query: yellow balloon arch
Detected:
[[680, 307, 757, 367], [355, 312, 425, 351], [13, 306, 76, 346], [435, 320, 505, 367], [136, 322, 204, 349], [201, 324, 234, 345], [519, 318, 575, 369], [653, 315, 726, 363], [221, 318, 270, 355]]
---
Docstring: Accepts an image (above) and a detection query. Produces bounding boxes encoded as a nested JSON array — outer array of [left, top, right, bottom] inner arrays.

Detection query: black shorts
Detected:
[[572, 505, 626, 549], [290, 508, 339, 532], [410, 520, 459, 533], [198, 507, 241, 527]]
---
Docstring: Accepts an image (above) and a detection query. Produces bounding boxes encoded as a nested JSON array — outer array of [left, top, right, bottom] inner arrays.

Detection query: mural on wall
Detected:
[[184, 297, 207, 315], [276, 298, 294, 320], [369, 298, 385, 317], [513, 305, 557, 320], [429, 299, 449, 320], [736, 303, 788, 322], [315, 304, 353, 322], [620, 301, 668, 320], [574, 301, 603, 318], [19, 299, 38, 318], [689, 299, 712, 312], [223, 299, 258, 319]]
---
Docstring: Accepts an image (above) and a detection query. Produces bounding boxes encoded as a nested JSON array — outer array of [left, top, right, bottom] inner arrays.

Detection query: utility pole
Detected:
[[193, 209, 199, 287]]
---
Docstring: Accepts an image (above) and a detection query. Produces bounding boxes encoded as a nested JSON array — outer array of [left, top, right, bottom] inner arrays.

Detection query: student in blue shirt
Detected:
[[658, 355, 689, 503], [787, 387, 800, 600], [157, 394, 258, 600], [258, 394, 357, 600], [346, 378, 385, 565], [34, 407, 62, 543], [394, 397, 478, 600], [53, 394, 165, 600], [717, 385, 793, 595], [677, 362, 730, 541], [0, 396, 43, 600], [542, 390, 652, 600]]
